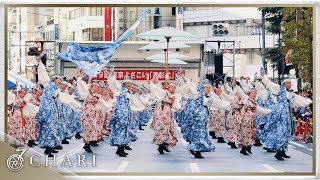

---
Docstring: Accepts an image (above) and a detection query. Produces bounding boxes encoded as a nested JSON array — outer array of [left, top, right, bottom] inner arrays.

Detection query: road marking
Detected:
[[180, 138, 188, 146], [116, 161, 130, 172], [288, 145, 295, 149], [262, 164, 283, 172], [189, 163, 200, 173], [289, 141, 306, 148]]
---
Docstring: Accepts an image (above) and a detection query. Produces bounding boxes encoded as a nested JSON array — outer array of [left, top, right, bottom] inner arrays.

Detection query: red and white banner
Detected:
[[93, 69, 185, 81], [104, 7, 112, 41]]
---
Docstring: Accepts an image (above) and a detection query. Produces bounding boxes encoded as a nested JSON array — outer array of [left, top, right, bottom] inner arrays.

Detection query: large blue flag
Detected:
[[56, 10, 147, 77]]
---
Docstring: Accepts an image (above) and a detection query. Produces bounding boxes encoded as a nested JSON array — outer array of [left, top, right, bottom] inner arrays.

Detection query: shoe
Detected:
[[62, 139, 70, 144], [194, 151, 204, 159], [54, 145, 63, 150], [75, 132, 82, 139], [44, 148, 51, 155], [139, 126, 144, 130], [267, 149, 276, 153], [281, 151, 291, 158], [27, 141, 34, 147], [51, 148, 58, 153], [31, 140, 38, 146], [84, 144, 93, 153], [142, 124, 147, 126], [66, 137, 72, 140], [47, 153, 54, 158], [230, 142, 238, 149], [254, 139, 263, 146], [227, 142, 231, 146], [90, 141, 99, 146], [274, 150, 284, 161], [162, 144, 170, 152], [246, 146, 252, 154], [217, 137, 226, 143], [263, 147, 269, 151], [240, 146, 249, 155], [209, 131, 218, 139], [158, 145, 164, 154], [124, 146, 132, 150], [189, 150, 195, 155], [116, 147, 127, 157]]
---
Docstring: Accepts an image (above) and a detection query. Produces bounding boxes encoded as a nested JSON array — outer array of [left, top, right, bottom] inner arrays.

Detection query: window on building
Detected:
[[83, 28, 103, 41], [83, 29, 89, 41], [172, 7, 176, 15], [75, 8, 80, 18], [97, 7, 102, 15], [92, 28, 103, 41], [90, 7, 103, 16], [69, 10, 75, 19]]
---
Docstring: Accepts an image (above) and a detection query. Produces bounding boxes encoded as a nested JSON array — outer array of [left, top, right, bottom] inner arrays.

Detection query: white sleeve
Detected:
[[58, 92, 82, 111], [149, 82, 166, 102], [96, 98, 115, 114], [210, 93, 231, 111], [76, 77, 90, 99], [255, 105, 272, 116], [255, 81, 268, 100], [186, 79, 199, 98], [261, 76, 280, 95], [107, 75, 121, 97], [234, 85, 249, 104], [22, 102, 39, 117], [172, 93, 182, 110], [139, 95, 152, 106], [220, 91, 235, 103], [292, 93, 312, 108], [240, 80, 249, 93], [224, 83, 235, 94], [38, 62, 50, 87], [129, 95, 146, 112]]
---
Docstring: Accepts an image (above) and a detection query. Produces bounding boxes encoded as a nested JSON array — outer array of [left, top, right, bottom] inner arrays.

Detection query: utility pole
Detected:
[[261, 10, 267, 73], [19, 7, 22, 75]]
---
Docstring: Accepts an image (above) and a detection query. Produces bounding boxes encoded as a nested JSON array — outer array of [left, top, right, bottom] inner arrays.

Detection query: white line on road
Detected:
[[116, 161, 130, 172], [262, 164, 283, 172], [189, 163, 200, 173], [288, 145, 295, 149], [290, 141, 306, 148], [180, 138, 188, 146]]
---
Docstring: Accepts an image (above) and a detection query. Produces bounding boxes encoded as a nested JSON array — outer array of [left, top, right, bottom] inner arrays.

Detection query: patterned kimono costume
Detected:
[[234, 85, 271, 147], [37, 82, 61, 148], [64, 91, 77, 139], [8, 97, 27, 145], [261, 76, 312, 151], [186, 90, 215, 152], [149, 82, 180, 147], [81, 93, 100, 142], [108, 87, 132, 146], [72, 90, 83, 134], [56, 90, 68, 141], [209, 93, 227, 138], [24, 94, 40, 141], [225, 99, 243, 144]]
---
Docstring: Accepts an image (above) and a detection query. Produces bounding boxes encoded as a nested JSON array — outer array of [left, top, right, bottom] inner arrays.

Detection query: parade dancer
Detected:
[[8, 89, 28, 147], [149, 75, 183, 155], [37, 76, 63, 157], [260, 72, 312, 160], [108, 75, 133, 157], [231, 78, 271, 156], [24, 89, 42, 147], [57, 81, 70, 145], [182, 76, 231, 158]]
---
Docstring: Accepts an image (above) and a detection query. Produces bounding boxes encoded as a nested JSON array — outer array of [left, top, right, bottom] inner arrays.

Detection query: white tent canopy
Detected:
[[139, 42, 191, 50], [146, 51, 190, 60], [137, 27, 200, 41], [151, 59, 188, 65], [8, 70, 36, 88]]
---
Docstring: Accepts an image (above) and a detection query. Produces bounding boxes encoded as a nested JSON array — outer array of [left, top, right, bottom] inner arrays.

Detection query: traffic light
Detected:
[[28, 47, 40, 56]]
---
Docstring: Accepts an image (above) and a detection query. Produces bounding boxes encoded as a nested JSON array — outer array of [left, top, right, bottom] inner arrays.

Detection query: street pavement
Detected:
[[28, 122, 313, 174]]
